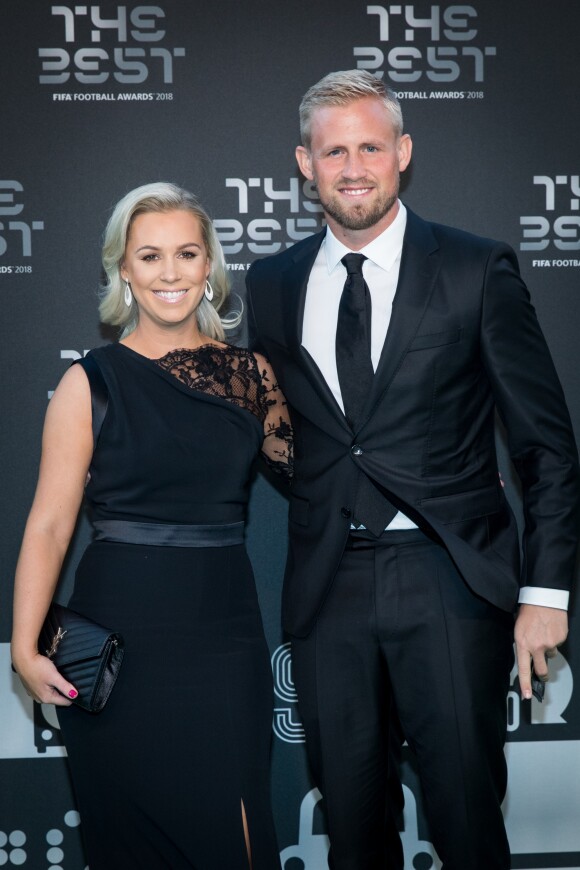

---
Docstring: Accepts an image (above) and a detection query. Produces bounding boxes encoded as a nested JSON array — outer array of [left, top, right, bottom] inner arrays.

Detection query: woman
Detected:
[[11, 182, 292, 869]]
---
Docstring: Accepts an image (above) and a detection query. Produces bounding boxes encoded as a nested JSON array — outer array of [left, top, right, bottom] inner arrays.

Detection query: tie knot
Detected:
[[341, 253, 367, 277]]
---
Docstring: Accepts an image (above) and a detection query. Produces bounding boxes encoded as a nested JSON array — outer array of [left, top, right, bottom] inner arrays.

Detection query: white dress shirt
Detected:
[[300, 201, 567, 610]]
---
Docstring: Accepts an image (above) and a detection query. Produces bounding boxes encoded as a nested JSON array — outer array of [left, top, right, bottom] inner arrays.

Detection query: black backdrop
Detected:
[[1, 2, 579, 867]]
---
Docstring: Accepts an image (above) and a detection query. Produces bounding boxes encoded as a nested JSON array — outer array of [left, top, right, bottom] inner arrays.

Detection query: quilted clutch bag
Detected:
[[39, 603, 124, 712]]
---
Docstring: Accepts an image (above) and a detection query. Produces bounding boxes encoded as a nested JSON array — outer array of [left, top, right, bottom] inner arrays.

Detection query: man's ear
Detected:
[[398, 134, 412, 172], [296, 146, 314, 181]]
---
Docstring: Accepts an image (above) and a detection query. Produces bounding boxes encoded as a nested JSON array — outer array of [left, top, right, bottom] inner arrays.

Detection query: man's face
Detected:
[[296, 97, 412, 238]]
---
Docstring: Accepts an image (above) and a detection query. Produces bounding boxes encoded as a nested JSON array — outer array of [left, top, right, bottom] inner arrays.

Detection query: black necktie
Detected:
[[336, 253, 374, 430], [336, 253, 398, 535]]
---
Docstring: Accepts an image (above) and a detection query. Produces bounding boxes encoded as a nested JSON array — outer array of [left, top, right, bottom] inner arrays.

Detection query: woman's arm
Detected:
[[254, 352, 293, 480], [11, 363, 93, 705]]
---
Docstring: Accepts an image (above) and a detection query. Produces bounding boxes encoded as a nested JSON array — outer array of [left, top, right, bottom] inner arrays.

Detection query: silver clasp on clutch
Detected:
[[46, 627, 67, 658]]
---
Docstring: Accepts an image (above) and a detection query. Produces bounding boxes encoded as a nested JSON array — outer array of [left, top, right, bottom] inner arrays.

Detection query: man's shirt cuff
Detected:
[[518, 586, 569, 610]]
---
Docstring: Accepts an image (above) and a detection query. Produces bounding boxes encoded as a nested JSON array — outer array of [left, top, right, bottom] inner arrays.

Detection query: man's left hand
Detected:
[[514, 604, 568, 700]]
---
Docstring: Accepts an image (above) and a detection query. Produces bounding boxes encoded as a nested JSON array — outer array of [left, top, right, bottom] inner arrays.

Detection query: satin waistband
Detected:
[[92, 519, 245, 548]]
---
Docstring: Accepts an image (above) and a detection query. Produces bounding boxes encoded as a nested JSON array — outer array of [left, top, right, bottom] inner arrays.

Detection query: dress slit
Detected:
[[241, 798, 252, 869]]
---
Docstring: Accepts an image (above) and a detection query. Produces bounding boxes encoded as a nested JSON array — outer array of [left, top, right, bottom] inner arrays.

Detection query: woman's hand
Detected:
[[13, 652, 78, 706]]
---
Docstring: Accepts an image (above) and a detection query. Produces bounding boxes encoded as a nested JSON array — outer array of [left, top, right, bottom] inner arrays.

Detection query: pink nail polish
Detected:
[[68, 689, 78, 699]]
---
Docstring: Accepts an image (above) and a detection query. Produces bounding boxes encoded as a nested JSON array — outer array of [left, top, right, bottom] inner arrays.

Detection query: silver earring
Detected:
[[204, 280, 214, 302], [124, 280, 132, 307]]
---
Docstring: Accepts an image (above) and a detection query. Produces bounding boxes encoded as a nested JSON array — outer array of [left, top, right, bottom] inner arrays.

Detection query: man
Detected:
[[246, 70, 580, 869]]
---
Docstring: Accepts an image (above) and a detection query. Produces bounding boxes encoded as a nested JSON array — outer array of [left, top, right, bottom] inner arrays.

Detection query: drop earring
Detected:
[[124, 280, 132, 307], [204, 280, 214, 302]]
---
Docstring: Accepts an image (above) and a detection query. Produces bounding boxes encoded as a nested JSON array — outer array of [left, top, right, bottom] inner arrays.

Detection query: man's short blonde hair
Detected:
[[299, 70, 404, 149]]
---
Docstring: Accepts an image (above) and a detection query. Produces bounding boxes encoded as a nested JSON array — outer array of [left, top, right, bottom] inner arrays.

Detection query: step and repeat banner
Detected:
[[1, 1, 579, 867]]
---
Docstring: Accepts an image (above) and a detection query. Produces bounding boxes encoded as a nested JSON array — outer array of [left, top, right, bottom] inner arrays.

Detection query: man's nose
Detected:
[[342, 151, 366, 179]]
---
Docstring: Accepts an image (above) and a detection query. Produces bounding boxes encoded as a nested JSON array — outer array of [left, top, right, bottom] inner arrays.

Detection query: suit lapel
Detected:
[[281, 231, 352, 434], [359, 209, 441, 429], [281, 233, 321, 353]]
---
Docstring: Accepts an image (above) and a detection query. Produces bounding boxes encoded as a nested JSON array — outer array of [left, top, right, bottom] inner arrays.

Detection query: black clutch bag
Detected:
[[39, 603, 124, 713]]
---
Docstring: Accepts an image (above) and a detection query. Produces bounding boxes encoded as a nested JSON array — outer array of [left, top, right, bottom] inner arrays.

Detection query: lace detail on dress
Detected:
[[155, 345, 293, 478]]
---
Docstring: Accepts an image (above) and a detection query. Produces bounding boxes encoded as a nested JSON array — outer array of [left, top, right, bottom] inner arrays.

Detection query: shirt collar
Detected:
[[323, 200, 407, 274]]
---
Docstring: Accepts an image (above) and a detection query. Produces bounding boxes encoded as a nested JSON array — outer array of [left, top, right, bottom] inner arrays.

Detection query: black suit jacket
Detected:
[[246, 208, 580, 637]]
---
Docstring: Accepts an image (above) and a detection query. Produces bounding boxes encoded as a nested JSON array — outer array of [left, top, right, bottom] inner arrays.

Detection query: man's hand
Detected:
[[514, 604, 568, 700]]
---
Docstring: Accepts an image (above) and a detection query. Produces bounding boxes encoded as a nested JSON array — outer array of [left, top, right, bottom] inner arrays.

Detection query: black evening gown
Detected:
[[57, 342, 292, 870]]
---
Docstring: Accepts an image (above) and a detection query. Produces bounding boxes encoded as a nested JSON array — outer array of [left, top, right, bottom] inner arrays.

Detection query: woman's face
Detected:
[[121, 209, 211, 332]]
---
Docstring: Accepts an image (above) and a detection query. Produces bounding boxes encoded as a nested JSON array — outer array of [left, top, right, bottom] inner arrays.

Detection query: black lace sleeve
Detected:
[[254, 353, 294, 480], [154, 344, 294, 479]]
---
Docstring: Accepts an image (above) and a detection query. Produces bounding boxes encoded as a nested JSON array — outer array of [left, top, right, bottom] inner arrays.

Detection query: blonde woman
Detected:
[[12, 182, 291, 869]]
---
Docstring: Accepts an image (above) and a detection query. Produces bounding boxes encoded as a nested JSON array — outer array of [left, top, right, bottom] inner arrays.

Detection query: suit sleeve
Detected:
[[479, 243, 580, 593]]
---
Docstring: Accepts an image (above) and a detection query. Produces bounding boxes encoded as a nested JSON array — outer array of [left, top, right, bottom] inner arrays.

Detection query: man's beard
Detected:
[[317, 180, 399, 231]]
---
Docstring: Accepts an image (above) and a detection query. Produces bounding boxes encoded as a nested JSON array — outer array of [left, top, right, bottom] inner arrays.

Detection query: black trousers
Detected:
[[291, 529, 514, 870]]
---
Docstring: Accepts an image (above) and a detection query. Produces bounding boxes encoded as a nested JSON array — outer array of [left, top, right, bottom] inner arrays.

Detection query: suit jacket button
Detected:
[[341, 507, 352, 519], [351, 444, 364, 456]]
